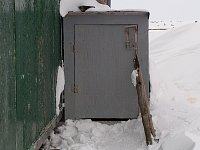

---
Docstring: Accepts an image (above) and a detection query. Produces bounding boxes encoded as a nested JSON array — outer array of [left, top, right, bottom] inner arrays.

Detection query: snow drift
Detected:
[[149, 22, 200, 150]]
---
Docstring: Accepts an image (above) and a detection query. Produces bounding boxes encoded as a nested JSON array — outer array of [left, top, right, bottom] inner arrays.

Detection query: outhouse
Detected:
[[63, 11, 150, 119]]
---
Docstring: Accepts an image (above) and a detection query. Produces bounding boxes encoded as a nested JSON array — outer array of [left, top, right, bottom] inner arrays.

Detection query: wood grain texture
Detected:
[[0, 1, 16, 149], [135, 53, 156, 145], [0, 0, 61, 149], [15, 0, 61, 149]]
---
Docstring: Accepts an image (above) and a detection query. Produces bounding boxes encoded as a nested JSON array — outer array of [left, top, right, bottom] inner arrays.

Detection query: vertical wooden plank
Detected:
[[16, 122, 24, 150], [15, 0, 61, 149], [52, 0, 62, 118], [0, 0, 16, 149], [15, 1, 38, 148], [0, 0, 60, 149]]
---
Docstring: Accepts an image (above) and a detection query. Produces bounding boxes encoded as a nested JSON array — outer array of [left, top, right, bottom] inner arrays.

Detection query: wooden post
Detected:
[[134, 53, 156, 145]]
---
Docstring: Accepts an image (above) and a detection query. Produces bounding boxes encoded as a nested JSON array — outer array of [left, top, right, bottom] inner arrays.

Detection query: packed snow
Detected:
[[60, 0, 111, 17], [50, 119, 147, 150], [56, 66, 65, 116], [131, 70, 138, 87], [50, 22, 200, 150]]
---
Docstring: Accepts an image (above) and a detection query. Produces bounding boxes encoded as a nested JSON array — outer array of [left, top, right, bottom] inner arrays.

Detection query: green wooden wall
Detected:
[[0, 0, 61, 149], [0, 1, 16, 149]]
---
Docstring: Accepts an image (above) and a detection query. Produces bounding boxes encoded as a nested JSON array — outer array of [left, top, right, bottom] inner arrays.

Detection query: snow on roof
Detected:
[[60, 0, 111, 17]]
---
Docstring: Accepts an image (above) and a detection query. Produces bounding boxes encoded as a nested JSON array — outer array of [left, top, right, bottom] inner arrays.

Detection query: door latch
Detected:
[[125, 25, 138, 49]]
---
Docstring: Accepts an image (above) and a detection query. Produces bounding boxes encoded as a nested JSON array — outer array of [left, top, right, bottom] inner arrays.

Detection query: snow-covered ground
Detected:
[[49, 21, 200, 150], [149, 22, 200, 150]]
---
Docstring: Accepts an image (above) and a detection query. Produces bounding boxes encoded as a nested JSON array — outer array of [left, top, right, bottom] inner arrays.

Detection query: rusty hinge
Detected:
[[72, 84, 79, 93]]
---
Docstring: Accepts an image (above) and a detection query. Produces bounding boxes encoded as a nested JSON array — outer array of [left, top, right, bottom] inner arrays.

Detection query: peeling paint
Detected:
[[1, 0, 61, 149]]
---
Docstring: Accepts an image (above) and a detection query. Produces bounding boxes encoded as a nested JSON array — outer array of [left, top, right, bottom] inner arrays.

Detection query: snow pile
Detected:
[[50, 119, 147, 150], [51, 22, 200, 149], [56, 66, 65, 116], [60, 0, 111, 17]]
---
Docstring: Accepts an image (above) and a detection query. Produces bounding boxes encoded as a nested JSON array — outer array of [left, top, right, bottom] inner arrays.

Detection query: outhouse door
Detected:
[[74, 24, 138, 119]]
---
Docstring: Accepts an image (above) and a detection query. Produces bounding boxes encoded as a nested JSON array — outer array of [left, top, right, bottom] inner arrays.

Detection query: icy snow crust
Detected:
[[60, 0, 111, 17], [51, 22, 200, 150], [56, 66, 65, 116]]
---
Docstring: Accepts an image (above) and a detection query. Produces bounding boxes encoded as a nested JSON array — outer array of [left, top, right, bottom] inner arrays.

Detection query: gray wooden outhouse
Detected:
[[63, 11, 150, 119]]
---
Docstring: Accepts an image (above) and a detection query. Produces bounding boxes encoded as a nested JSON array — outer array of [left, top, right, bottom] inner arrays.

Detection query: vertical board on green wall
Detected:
[[15, 0, 61, 149], [0, 0, 61, 149], [0, 0, 16, 150]]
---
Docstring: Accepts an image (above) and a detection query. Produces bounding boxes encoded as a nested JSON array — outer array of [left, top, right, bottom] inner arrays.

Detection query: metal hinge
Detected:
[[72, 84, 79, 93]]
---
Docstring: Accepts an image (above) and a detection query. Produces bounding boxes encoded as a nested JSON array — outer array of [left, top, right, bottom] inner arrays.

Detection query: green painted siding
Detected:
[[0, 0, 16, 150], [0, 0, 61, 149]]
